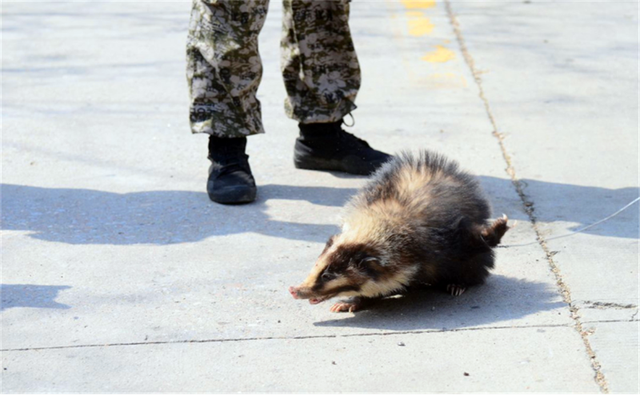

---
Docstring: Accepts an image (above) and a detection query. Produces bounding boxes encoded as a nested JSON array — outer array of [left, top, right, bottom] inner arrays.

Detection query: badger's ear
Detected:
[[325, 235, 337, 247], [319, 235, 338, 257]]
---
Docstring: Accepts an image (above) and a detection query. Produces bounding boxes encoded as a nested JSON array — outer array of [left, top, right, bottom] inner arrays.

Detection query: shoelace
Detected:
[[342, 113, 355, 127]]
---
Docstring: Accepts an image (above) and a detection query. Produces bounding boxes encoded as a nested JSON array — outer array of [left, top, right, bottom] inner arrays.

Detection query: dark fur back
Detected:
[[349, 150, 503, 288], [362, 150, 491, 224]]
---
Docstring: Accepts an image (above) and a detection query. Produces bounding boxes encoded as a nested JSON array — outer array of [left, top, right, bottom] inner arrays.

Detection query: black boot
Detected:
[[207, 135, 257, 204], [293, 120, 392, 175]]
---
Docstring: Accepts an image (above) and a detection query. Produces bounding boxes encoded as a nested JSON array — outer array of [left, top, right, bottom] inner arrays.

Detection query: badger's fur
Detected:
[[289, 150, 509, 312]]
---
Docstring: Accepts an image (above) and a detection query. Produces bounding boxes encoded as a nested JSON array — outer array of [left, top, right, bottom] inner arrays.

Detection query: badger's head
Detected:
[[289, 232, 416, 305]]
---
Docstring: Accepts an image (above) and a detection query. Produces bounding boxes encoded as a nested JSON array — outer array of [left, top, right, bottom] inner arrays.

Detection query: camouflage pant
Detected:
[[186, 0, 361, 137]]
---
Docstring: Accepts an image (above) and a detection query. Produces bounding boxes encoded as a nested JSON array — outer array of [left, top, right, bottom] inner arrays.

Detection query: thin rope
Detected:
[[498, 196, 640, 248]]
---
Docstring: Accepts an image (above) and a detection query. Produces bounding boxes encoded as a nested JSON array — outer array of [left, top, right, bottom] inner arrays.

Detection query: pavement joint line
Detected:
[[443, 1, 610, 393], [580, 301, 638, 310], [581, 319, 640, 325], [0, 322, 572, 352]]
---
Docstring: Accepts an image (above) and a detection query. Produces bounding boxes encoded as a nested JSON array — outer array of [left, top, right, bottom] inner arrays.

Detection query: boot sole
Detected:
[[294, 155, 376, 176], [207, 182, 257, 204]]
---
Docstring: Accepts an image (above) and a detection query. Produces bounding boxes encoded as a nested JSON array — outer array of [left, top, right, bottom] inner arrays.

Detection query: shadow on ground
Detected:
[[1, 284, 72, 311], [1, 183, 354, 245], [479, 176, 638, 239], [2, 177, 637, 246], [313, 275, 565, 331]]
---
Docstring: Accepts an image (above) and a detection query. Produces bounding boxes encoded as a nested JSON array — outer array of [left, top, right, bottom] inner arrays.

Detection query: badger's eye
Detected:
[[321, 272, 334, 281]]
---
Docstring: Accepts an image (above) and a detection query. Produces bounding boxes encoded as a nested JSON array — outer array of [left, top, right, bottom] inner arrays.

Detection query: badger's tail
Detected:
[[455, 214, 510, 252], [480, 215, 510, 247]]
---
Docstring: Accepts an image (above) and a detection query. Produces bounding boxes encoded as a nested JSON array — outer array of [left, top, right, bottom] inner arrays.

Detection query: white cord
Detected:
[[499, 196, 640, 248]]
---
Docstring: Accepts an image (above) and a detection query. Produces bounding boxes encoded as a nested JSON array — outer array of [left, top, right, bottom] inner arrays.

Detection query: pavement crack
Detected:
[[444, 1, 609, 393], [1, 323, 570, 352]]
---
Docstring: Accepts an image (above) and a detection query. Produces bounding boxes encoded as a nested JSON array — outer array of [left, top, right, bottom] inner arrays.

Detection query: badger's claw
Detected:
[[330, 301, 358, 313], [330, 298, 363, 313], [447, 284, 466, 296]]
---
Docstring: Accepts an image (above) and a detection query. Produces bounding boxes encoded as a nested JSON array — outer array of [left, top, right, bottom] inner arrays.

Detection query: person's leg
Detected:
[[281, 0, 360, 124], [187, 0, 269, 136], [280, 0, 391, 175], [187, 0, 270, 203]]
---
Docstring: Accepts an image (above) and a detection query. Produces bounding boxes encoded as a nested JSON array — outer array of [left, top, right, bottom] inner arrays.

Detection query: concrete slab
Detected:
[[583, 321, 639, 393], [2, 0, 567, 349], [448, 1, 639, 392], [2, 327, 598, 393], [3, 0, 635, 392]]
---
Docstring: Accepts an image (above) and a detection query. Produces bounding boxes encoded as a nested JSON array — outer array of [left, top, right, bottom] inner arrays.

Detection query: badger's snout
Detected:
[[288, 286, 301, 299], [288, 285, 313, 300], [289, 285, 331, 304]]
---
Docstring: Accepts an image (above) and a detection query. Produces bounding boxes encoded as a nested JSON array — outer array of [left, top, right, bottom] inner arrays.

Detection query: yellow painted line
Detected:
[[400, 0, 436, 9], [393, 0, 465, 87], [422, 45, 455, 63], [406, 11, 434, 36], [419, 73, 467, 89]]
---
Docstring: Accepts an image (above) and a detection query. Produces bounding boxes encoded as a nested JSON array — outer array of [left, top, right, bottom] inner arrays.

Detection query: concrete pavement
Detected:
[[2, 0, 638, 392]]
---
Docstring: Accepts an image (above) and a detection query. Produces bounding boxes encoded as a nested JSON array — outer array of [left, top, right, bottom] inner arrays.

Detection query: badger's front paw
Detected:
[[330, 297, 363, 313]]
